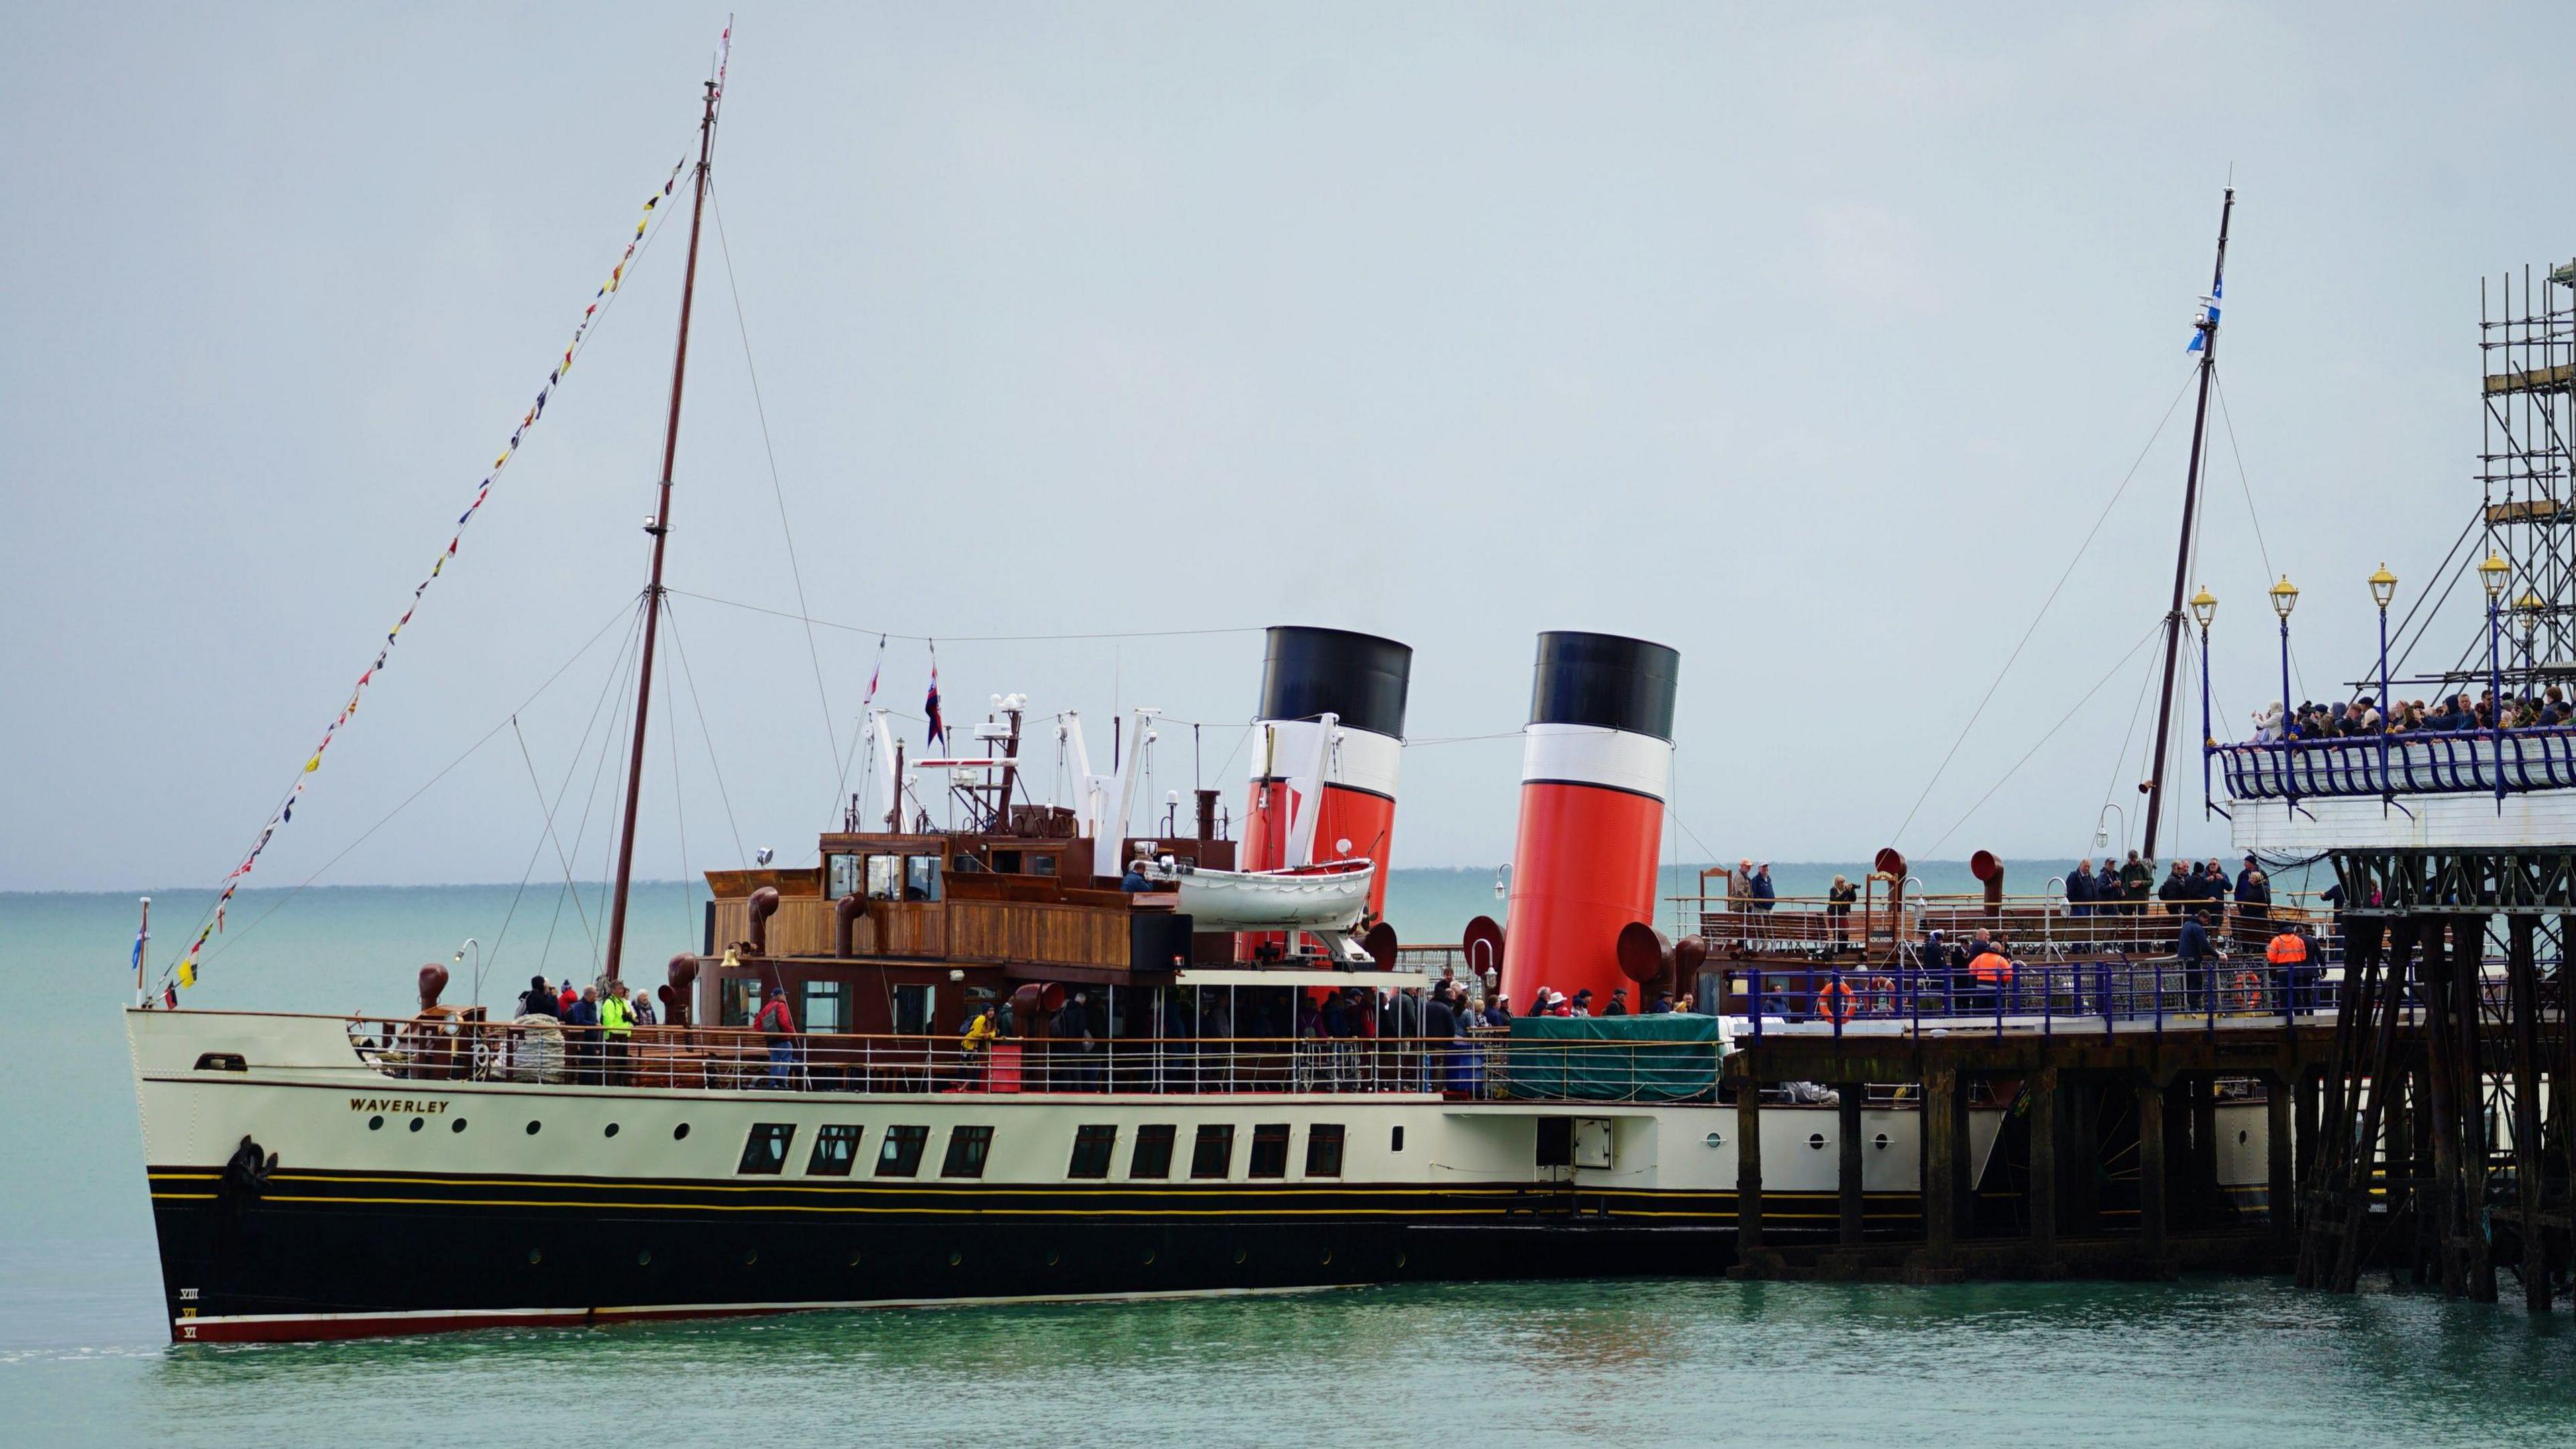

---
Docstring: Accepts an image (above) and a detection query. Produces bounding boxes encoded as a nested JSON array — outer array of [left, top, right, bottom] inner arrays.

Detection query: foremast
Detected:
[[603, 76, 721, 984]]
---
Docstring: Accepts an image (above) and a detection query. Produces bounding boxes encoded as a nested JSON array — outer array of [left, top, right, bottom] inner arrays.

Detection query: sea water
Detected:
[[3, 871, 2565, 1447]]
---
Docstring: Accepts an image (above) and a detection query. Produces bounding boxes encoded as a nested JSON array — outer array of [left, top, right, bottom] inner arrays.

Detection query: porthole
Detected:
[[948, 1250, 962, 1267], [527, 1121, 543, 1136], [409, 1117, 425, 1133], [1807, 1133, 1827, 1150], [1234, 1248, 1247, 1265], [1044, 1250, 1059, 1267], [847, 1248, 863, 1267], [1395, 1250, 1408, 1269], [743, 1248, 759, 1267], [636, 1249, 652, 1267], [1704, 1131, 1723, 1148], [527, 1248, 543, 1266], [1320, 1248, 1334, 1266], [1873, 1133, 1890, 1150], [674, 1123, 692, 1141], [451, 1118, 468, 1133], [2239, 1130, 2250, 1145], [604, 1123, 621, 1138], [368, 1116, 384, 1131], [1142, 1248, 1157, 1265]]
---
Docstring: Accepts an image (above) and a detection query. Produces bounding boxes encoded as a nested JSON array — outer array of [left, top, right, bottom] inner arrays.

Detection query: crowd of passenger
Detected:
[[2249, 684, 2572, 742], [2062, 852, 2273, 916]]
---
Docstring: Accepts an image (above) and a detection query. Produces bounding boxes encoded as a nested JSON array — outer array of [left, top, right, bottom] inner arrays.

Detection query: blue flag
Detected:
[[2188, 278, 2223, 352]]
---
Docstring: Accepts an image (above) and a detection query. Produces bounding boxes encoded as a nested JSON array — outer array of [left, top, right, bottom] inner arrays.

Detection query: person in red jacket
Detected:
[[753, 987, 798, 1088]]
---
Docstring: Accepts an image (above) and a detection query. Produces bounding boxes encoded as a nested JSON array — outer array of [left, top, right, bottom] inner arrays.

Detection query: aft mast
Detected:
[[602, 74, 721, 985], [2141, 186, 2235, 861]]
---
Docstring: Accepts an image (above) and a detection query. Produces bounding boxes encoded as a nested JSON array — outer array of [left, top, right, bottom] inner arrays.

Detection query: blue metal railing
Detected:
[[1742, 957, 2334, 1043], [2213, 726, 2576, 802]]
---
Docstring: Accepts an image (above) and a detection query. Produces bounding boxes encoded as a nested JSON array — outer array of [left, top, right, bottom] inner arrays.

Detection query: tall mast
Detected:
[[602, 78, 720, 985], [2141, 185, 2235, 861]]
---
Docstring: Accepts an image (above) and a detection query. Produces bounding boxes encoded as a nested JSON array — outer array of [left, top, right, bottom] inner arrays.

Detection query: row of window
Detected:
[[739, 1120, 1366, 1181]]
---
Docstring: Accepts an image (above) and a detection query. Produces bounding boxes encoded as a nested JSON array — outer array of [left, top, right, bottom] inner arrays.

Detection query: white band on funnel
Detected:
[[1519, 722, 1672, 801], [1248, 719, 1403, 800]]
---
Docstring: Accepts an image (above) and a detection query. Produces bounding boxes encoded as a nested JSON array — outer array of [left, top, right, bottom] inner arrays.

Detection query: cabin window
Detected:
[[1248, 1124, 1291, 1179], [989, 850, 1023, 873], [1391, 1126, 1406, 1153], [942, 1125, 994, 1179], [827, 853, 863, 898], [1069, 1125, 1118, 1179], [906, 856, 943, 902], [893, 983, 935, 1035], [802, 980, 849, 1035], [1190, 1124, 1236, 1180], [1130, 1124, 1176, 1179], [1306, 1124, 1346, 1178], [719, 979, 759, 1028], [866, 855, 902, 901], [951, 854, 985, 873], [1027, 854, 1059, 877], [739, 1123, 796, 1175], [875, 1124, 929, 1177], [808, 1124, 863, 1176]]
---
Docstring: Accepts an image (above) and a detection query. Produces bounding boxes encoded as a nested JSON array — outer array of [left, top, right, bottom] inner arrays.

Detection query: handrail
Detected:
[[2213, 724, 2576, 801]]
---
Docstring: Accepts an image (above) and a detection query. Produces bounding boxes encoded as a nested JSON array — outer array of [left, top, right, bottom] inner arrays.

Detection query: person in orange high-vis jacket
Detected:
[[1968, 949, 2012, 1014], [2266, 928, 2310, 1014]]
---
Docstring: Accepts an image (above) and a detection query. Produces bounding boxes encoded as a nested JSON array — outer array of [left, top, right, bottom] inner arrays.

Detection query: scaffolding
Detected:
[[2462, 261, 2576, 682]]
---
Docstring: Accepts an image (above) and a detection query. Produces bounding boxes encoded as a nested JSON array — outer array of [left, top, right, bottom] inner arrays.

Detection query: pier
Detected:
[[1715, 847, 2575, 1311]]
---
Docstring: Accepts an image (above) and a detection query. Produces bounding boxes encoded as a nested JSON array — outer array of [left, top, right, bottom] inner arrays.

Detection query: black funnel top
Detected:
[[1528, 631, 1680, 742], [1257, 626, 1412, 739]]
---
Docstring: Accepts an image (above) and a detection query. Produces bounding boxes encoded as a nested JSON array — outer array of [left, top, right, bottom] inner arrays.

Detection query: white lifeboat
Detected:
[[1148, 859, 1375, 932]]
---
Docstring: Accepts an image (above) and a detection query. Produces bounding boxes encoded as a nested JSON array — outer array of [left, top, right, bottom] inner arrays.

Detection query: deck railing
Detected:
[[339, 1018, 1718, 1104], [2213, 726, 2576, 801], [1734, 957, 2341, 1043], [1687, 892, 2335, 963]]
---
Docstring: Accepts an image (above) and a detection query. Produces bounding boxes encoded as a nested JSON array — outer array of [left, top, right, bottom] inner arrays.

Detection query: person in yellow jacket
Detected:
[[600, 982, 634, 1087], [959, 1003, 999, 1088]]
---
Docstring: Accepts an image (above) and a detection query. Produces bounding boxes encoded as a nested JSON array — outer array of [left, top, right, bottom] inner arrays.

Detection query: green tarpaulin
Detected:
[[1503, 1014, 1723, 1102]]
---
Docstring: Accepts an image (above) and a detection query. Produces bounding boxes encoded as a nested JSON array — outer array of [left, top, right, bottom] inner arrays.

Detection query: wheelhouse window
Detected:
[[942, 1125, 994, 1179], [719, 979, 759, 1028], [876, 1124, 929, 1177], [1248, 1123, 1291, 1179], [1027, 854, 1059, 877], [1069, 1125, 1118, 1179], [893, 983, 936, 1036], [808, 1124, 862, 1177], [827, 853, 863, 898], [1130, 1124, 1176, 1179], [906, 855, 943, 902], [802, 980, 849, 1035], [866, 855, 902, 901], [739, 1123, 796, 1175], [1305, 1124, 1346, 1177], [1190, 1124, 1236, 1180]]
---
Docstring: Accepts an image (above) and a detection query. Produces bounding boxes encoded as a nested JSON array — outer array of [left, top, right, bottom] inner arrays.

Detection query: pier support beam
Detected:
[[1736, 1075, 1764, 1255], [2137, 1078, 2168, 1263], [2028, 1065, 2059, 1258], [2267, 1075, 2295, 1248], [2507, 913, 2551, 1312], [1923, 1066, 1959, 1262], [1837, 1083, 1865, 1247]]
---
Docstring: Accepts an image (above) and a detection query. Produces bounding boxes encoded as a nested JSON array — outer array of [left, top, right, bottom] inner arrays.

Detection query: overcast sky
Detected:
[[5, 3, 2567, 894]]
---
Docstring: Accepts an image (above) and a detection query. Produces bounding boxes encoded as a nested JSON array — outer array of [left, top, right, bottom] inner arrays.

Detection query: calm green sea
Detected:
[[2, 868, 2562, 1448]]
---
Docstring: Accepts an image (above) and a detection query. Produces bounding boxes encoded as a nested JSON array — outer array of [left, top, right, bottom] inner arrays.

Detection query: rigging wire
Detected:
[[1890, 360, 2203, 847], [512, 714, 596, 953], [1923, 619, 2165, 856], [707, 179, 840, 799], [540, 598, 649, 975], [665, 587, 1265, 643], [661, 597, 749, 865], [663, 604, 698, 951], [2098, 621, 2167, 857], [190, 599, 641, 969]]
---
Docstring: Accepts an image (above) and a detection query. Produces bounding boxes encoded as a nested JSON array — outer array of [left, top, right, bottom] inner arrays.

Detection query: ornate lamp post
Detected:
[[2369, 564, 2396, 807], [2192, 586, 2218, 818], [2271, 575, 2299, 814]]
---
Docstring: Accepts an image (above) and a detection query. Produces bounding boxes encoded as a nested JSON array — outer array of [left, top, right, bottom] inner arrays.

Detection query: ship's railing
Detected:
[[2214, 725, 2576, 801], [1733, 957, 2341, 1042], [339, 1018, 1715, 1104]]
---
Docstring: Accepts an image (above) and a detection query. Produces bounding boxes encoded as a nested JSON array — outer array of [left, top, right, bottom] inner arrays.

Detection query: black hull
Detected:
[[150, 1167, 1905, 1342]]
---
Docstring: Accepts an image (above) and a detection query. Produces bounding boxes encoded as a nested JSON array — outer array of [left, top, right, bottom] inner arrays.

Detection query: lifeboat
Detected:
[[1148, 859, 1375, 931]]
